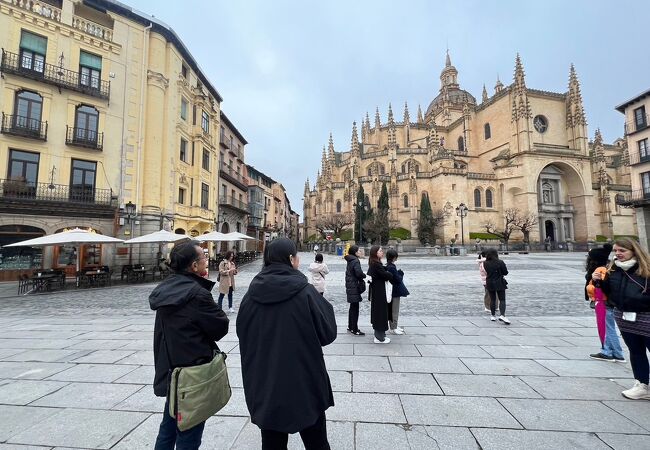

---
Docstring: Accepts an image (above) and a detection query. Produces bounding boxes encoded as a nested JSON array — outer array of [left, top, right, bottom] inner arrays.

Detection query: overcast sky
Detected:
[[127, 0, 650, 218]]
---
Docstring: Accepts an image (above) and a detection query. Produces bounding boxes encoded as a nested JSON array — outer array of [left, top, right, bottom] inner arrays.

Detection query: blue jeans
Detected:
[[602, 307, 624, 359], [154, 399, 205, 450], [218, 286, 233, 309]]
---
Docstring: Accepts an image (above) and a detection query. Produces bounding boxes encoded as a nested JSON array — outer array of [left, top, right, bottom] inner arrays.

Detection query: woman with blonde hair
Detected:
[[593, 237, 650, 400]]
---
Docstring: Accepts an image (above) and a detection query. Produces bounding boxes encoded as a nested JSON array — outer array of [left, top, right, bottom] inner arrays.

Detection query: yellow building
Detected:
[[616, 89, 650, 248], [303, 53, 636, 246], [0, 0, 241, 276]]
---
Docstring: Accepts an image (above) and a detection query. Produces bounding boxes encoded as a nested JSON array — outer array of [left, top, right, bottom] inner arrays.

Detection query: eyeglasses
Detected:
[[194, 256, 208, 262]]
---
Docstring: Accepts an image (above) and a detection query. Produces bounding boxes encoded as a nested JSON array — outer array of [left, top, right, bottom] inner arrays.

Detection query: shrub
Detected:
[[338, 229, 353, 241], [469, 232, 501, 240], [596, 234, 639, 242], [389, 227, 411, 240]]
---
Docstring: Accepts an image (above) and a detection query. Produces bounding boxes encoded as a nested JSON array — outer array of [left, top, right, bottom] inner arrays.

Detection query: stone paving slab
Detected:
[[46, 363, 137, 383], [7, 408, 149, 449], [435, 374, 542, 398], [498, 398, 647, 433], [389, 356, 471, 374], [519, 376, 629, 400], [416, 343, 491, 358], [31, 382, 143, 409], [597, 432, 650, 450], [534, 359, 632, 377], [3, 349, 89, 363], [353, 371, 442, 395], [71, 349, 137, 364], [113, 365, 153, 384], [353, 343, 421, 357], [0, 405, 61, 441], [323, 355, 391, 371], [479, 345, 566, 359], [401, 395, 521, 427], [0, 361, 73, 380], [471, 428, 611, 450], [325, 392, 406, 423], [602, 400, 650, 432], [0, 379, 68, 405], [461, 358, 557, 376]]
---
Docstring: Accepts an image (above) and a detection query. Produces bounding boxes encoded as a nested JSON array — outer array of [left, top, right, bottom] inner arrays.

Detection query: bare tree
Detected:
[[484, 208, 519, 250], [314, 213, 355, 238], [513, 211, 539, 244]]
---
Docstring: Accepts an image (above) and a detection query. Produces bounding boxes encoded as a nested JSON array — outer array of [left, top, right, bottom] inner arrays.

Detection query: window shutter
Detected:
[[79, 51, 102, 70], [20, 31, 47, 54]]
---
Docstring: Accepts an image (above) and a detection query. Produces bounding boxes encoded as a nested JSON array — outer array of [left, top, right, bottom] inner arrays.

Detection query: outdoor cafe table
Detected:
[[30, 273, 60, 292], [83, 269, 110, 287], [127, 267, 147, 283]]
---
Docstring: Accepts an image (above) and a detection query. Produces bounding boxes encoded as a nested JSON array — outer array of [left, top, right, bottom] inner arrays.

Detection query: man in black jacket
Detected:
[[237, 238, 337, 449], [150, 242, 229, 449]]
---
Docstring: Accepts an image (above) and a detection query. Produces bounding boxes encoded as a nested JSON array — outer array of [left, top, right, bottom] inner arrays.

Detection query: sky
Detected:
[[126, 0, 650, 218]]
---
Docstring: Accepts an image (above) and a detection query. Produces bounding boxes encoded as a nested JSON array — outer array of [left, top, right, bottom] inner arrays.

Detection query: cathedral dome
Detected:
[[426, 51, 476, 117]]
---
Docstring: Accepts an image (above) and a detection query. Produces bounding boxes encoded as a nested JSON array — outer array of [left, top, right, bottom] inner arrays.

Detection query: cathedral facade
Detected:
[[303, 53, 636, 245]]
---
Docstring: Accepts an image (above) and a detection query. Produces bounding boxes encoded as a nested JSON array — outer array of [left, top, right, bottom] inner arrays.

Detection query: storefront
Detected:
[[0, 225, 45, 281]]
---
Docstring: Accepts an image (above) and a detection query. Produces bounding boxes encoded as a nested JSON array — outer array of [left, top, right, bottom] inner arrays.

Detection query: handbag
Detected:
[[357, 278, 366, 294], [161, 322, 231, 431]]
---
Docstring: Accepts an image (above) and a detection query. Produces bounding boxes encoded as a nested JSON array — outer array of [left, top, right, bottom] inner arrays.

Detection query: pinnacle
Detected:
[[417, 104, 424, 123], [445, 49, 451, 67], [403, 101, 410, 124]]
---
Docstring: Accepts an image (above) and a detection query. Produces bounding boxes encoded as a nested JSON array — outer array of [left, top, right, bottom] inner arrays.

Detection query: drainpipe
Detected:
[[136, 22, 153, 210]]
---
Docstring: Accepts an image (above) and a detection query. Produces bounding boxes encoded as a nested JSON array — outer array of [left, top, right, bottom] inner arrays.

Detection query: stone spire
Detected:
[[511, 53, 531, 122], [350, 121, 360, 157], [320, 145, 328, 175], [566, 64, 587, 127], [304, 178, 310, 196], [417, 104, 424, 124], [374, 107, 381, 130], [445, 49, 451, 67], [364, 111, 371, 132], [427, 117, 439, 150], [327, 132, 336, 165], [593, 128, 605, 162], [440, 50, 459, 90], [482, 84, 488, 103], [403, 102, 410, 125], [387, 103, 397, 147], [494, 74, 504, 94]]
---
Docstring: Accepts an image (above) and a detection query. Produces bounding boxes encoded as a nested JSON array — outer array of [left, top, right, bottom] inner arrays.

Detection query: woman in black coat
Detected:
[[367, 245, 394, 343], [344, 245, 366, 335], [237, 238, 337, 449], [149, 241, 229, 449], [483, 248, 510, 324]]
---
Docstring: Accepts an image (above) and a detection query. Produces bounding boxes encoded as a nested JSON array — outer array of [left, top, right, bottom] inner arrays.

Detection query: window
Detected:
[[181, 64, 188, 79], [642, 172, 650, 197], [79, 51, 102, 90], [474, 189, 481, 207], [634, 106, 647, 130], [403, 194, 409, 208], [178, 187, 186, 204], [379, 164, 385, 175], [231, 189, 235, 200], [336, 200, 341, 213], [180, 138, 188, 162], [19, 30, 47, 74], [8, 150, 39, 185], [201, 183, 209, 209], [70, 159, 96, 202], [14, 90, 43, 132], [484, 123, 491, 140], [180, 98, 188, 121], [486, 189, 493, 208], [542, 182, 554, 203], [367, 167, 372, 176], [457, 136, 465, 152], [202, 149, 210, 171], [640, 139, 650, 161], [74, 105, 99, 143], [201, 110, 209, 133]]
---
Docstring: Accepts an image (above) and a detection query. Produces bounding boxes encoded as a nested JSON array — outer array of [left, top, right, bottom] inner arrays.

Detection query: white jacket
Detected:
[[308, 262, 329, 293]]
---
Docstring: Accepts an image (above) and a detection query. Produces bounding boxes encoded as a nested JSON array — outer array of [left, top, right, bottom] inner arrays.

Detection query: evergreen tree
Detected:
[[355, 185, 368, 243], [418, 193, 435, 244]]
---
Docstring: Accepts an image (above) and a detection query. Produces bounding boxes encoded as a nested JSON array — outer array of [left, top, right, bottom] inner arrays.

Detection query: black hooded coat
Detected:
[[149, 272, 229, 397], [236, 240, 337, 433]]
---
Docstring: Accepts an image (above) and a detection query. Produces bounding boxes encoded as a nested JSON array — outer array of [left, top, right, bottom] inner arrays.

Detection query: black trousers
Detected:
[[620, 330, 650, 384], [348, 302, 360, 331], [488, 289, 506, 316], [261, 411, 330, 450]]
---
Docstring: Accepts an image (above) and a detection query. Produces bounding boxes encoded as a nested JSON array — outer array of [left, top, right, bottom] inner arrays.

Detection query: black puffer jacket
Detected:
[[602, 264, 650, 312], [484, 259, 508, 291], [344, 254, 366, 303], [149, 272, 229, 397]]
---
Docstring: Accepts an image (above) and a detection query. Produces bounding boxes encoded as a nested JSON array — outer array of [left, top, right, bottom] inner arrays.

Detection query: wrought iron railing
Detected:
[[65, 126, 103, 150], [219, 195, 248, 212], [0, 179, 114, 205], [219, 163, 249, 189], [1, 49, 110, 100], [1, 113, 47, 140], [624, 114, 649, 135], [219, 132, 230, 148], [615, 189, 650, 206], [628, 149, 650, 166]]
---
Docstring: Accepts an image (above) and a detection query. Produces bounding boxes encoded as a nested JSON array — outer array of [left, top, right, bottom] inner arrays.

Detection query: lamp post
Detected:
[[357, 200, 368, 244], [125, 201, 137, 264], [455, 203, 468, 246]]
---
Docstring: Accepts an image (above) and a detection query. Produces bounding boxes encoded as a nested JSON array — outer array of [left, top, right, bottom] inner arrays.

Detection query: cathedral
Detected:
[[303, 53, 636, 245]]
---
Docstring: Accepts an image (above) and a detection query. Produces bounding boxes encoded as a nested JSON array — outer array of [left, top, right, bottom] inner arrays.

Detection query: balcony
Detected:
[[624, 115, 649, 136], [0, 179, 116, 218], [219, 195, 249, 214], [1, 50, 110, 100], [65, 126, 103, 150], [628, 150, 650, 166], [219, 132, 230, 149], [1, 113, 47, 141], [615, 190, 650, 207], [219, 163, 249, 191]]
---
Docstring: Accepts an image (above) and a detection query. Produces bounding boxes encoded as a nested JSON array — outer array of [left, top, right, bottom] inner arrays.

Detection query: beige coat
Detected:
[[218, 259, 236, 294]]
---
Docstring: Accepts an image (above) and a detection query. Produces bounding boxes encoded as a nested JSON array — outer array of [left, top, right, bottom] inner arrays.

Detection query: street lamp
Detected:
[[455, 203, 468, 246], [125, 201, 137, 264], [357, 200, 368, 244]]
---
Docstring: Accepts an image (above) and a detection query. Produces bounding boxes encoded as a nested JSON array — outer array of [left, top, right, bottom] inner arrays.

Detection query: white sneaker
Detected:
[[392, 328, 404, 335], [396, 326, 404, 333], [484, 308, 491, 313], [622, 380, 650, 400], [373, 337, 391, 344], [228, 308, 235, 313], [490, 316, 497, 322], [498, 315, 511, 325]]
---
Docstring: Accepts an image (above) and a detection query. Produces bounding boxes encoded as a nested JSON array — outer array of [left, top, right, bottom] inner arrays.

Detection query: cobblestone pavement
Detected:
[[0, 252, 590, 317]]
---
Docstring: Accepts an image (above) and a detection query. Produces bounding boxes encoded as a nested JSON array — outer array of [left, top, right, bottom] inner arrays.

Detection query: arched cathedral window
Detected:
[[542, 182, 554, 204], [336, 200, 341, 213], [367, 167, 372, 176], [474, 189, 481, 207], [486, 189, 493, 208], [484, 123, 491, 140], [403, 194, 409, 208], [457, 136, 465, 152]]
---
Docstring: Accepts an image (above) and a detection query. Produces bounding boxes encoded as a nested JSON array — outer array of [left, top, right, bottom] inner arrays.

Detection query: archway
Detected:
[[544, 220, 555, 242], [0, 225, 45, 271]]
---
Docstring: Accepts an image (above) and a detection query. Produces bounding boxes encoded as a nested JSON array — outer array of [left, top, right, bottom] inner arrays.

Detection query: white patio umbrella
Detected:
[[198, 231, 242, 242], [4, 228, 124, 272], [222, 232, 255, 240], [123, 229, 192, 244]]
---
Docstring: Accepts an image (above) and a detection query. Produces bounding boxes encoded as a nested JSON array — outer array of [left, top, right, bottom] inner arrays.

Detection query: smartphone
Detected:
[[622, 312, 637, 322]]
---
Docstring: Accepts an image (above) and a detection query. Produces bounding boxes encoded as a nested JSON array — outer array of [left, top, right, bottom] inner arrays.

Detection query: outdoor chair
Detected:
[[17, 274, 30, 295]]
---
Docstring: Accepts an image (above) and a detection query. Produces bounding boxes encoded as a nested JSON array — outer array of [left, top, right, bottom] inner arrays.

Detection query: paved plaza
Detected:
[[0, 253, 648, 449]]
